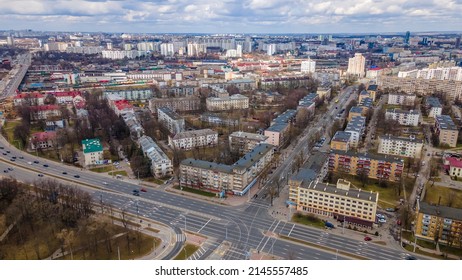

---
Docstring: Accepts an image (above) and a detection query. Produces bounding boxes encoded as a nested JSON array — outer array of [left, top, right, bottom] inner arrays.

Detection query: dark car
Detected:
[[405, 255, 418, 260], [62, 171, 67, 175], [8, 167, 13, 171], [364, 236, 372, 241], [74, 175, 80, 178], [33, 160, 39, 164], [3, 170, 8, 173], [12, 156, 16, 159], [2, 153, 6, 155], [10, 158, 15, 162], [6, 151, 10, 153], [43, 164, 49, 167], [140, 188, 147, 192], [19, 156, 24, 159], [38, 173, 44, 177]]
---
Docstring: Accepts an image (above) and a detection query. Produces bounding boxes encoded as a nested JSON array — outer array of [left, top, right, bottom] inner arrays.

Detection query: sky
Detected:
[[0, 0, 461, 34]]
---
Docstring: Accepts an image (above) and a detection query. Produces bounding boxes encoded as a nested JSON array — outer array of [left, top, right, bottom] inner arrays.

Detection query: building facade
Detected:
[[378, 135, 424, 158], [344, 116, 366, 148], [138, 135, 173, 178], [435, 115, 459, 148], [229, 131, 268, 155], [168, 129, 218, 150], [180, 143, 274, 195], [385, 108, 420, 126], [330, 131, 352, 152], [149, 97, 201, 113], [206, 94, 249, 111], [387, 93, 416, 106], [289, 177, 378, 228], [82, 138, 104, 166], [157, 107, 185, 135], [426, 97, 443, 118], [328, 150, 404, 182], [347, 53, 366, 78]]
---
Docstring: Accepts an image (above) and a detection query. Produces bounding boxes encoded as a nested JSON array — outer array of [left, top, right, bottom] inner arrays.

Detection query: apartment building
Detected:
[[49, 91, 82, 104], [415, 201, 462, 247], [104, 88, 153, 101], [260, 75, 312, 90], [358, 90, 372, 103], [138, 135, 173, 178], [358, 97, 373, 113], [13, 92, 45, 107], [425, 97, 443, 118], [385, 108, 420, 126], [366, 84, 378, 101], [30, 131, 57, 150], [180, 143, 274, 195], [264, 123, 289, 147], [289, 177, 378, 228], [157, 107, 185, 135], [445, 156, 462, 177], [378, 76, 462, 101], [206, 94, 249, 111], [330, 131, 352, 152], [229, 131, 268, 155], [271, 109, 297, 125], [435, 115, 459, 148], [348, 106, 364, 122], [168, 129, 218, 150], [297, 93, 318, 114], [387, 93, 416, 106], [344, 116, 366, 148], [328, 150, 404, 182], [160, 86, 198, 98], [149, 97, 201, 113], [378, 135, 424, 158], [347, 53, 366, 78], [82, 138, 104, 166], [29, 105, 62, 121]]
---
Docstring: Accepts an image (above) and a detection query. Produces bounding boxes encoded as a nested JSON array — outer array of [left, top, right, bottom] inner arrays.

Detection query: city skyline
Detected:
[[0, 0, 461, 34]]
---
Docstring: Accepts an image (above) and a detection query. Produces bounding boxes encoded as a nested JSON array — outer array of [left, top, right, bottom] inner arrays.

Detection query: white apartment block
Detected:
[[160, 43, 174, 56], [387, 93, 416, 106], [101, 50, 146, 59], [347, 53, 366, 78], [168, 129, 218, 150], [289, 178, 378, 228], [157, 107, 185, 135], [398, 66, 462, 81], [301, 59, 316, 74], [385, 109, 420, 126], [378, 135, 424, 158], [139, 135, 173, 178], [426, 97, 443, 118], [344, 116, 366, 148], [206, 94, 249, 111]]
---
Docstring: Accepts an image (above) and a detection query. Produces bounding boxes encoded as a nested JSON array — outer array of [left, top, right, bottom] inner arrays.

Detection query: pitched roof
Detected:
[[447, 157, 462, 169]]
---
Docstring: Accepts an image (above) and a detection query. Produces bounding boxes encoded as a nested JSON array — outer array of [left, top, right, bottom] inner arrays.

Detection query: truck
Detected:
[[325, 221, 335, 229]]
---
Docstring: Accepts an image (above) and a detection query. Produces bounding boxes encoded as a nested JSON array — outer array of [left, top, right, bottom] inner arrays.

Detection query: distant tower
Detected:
[[6, 36, 14, 46], [456, 37, 461, 49], [347, 53, 366, 78], [267, 44, 276, 56], [236, 44, 242, 57], [404, 31, 410, 44]]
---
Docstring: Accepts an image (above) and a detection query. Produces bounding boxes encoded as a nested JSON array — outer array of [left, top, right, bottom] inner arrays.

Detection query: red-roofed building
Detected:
[[29, 105, 61, 121], [30, 131, 57, 150], [113, 99, 134, 116], [446, 156, 462, 178], [49, 91, 82, 104], [13, 92, 45, 106]]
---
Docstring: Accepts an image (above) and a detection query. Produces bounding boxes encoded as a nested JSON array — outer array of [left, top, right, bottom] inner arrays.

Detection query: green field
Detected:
[[1, 120, 21, 149], [174, 244, 199, 260], [424, 184, 462, 208], [291, 213, 326, 229]]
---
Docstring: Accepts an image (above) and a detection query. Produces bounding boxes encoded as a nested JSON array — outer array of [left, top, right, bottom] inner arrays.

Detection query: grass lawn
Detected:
[[291, 213, 326, 229], [424, 184, 462, 208], [174, 243, 199, 260], [90, 165, 114, 173], [439, 245, 462, 258], [174, 185, 217, 197], [1, 120, 21, 149], [143, 177, 165, 185], [109, 170, 128, 177]]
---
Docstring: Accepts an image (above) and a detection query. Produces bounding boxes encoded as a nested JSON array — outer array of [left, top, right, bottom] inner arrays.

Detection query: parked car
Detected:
[[140, 188, 147, 192], [385, 208, 396, 212], [378, 218, 387, 223], [364, 236, 372, 241], [38, 173, 44, 177], [74, 175, 80, 178]]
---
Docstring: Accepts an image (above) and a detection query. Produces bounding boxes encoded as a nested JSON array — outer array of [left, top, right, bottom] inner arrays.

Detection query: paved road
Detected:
[[0, 52, 31, 99]]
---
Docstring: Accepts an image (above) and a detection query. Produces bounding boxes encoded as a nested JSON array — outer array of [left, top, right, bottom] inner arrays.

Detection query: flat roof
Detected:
[[386, 108, 420, 115], [436, 115, 457, 130], [233, 143, 274, 170], [330, 149, 404, 164], [172, 129, 217, 140], [290, 168, 317, 182], [349, 106, 363, 113], [230, 131, 268, 141], [380, 135, 424, 144], [426, 97, 442, 108], [300, 180, 378, 202], [266, 123, 289, 133], [181, 159, 234, 173], [418, 201, 462, 221], [207, 94, 249, 101], [332, 131, 352, 142], [273, 109, 297, 124], [359, 97, 373, 108], [367, 84, 378, 91], [158, 107, 183, 120]]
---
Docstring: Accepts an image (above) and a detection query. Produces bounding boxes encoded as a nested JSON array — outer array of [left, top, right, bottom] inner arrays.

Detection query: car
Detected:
[[62, 171, 67, 175], [43, 164, 49, 167], [74, 175, 80, 178], [140, 188, 147, 192], [12, 156, 16, 159], [38, 173, 44, 177], [3, 170, 8, 173], [385, 208, 396, 212], [8, 167, 13, 171], [27, 161, 32, 165], [10, 158, 15, 162], [376, 213, 386, 219], [6, 151, 10, 153], [364, 236, 372, 241], [102, 182, 108, 185], [405, 255, 418, 260], [19, 156, 24, 159], [33, 160, 39, 164], [2, 153, 6, 155], [378, 218, 387, 223]]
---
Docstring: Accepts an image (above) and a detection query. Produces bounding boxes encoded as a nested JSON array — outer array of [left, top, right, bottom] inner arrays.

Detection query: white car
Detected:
[[378, 218, 387, 223], [102, 182, 108, 185], [376, 214, 386, 219], [27, 161, 32, 165]]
